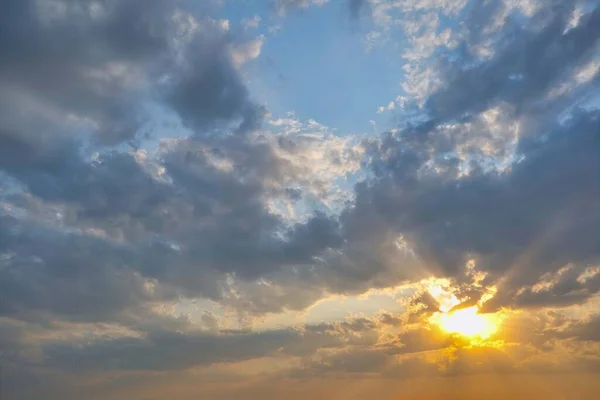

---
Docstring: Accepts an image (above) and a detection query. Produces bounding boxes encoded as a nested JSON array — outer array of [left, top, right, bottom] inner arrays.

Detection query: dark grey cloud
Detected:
[[0, 214, 174, 320], [331, 2, 600, 309], [0, 0, 171, 145], [35, 313, 448, 384], [562, 313, 600, 342], [166, 24, 267, 136], [0, 0, 597, 326], [0, 144, 346, 320], [428, 2, 599, 122], [0, 116, 360, 320], [344, 107, 599, 311], [46, 329, 297, 372], [0, 0, 264, 161], [0, 0, 346, 323], [0, 0, 599, 396], [43, 316, 381, 373]]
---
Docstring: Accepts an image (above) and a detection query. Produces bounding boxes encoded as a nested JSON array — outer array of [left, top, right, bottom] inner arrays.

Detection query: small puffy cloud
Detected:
[[242, 15, 261, 30], [230, 36, 265, 67], [376, 101, 395, 114]]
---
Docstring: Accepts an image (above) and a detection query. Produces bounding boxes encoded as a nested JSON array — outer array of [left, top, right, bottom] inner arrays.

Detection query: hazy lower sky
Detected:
[[0, 0, 599, 399]]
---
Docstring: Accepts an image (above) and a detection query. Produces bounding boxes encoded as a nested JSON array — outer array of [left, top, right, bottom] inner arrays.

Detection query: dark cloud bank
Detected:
[[0, 0, 598, 398]]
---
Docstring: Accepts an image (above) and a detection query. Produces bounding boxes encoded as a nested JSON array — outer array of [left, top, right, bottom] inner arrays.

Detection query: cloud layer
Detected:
[[0, 0, 598, 399]]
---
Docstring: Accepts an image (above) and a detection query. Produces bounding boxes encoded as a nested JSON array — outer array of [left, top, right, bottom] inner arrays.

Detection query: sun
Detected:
[[432, 306, 498, 339]]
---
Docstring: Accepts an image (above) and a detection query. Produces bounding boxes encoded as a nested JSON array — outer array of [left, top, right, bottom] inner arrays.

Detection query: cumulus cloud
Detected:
[[0, 0, 359, 326], [1, 0, 599, 399], [336, 1, 600, 312]]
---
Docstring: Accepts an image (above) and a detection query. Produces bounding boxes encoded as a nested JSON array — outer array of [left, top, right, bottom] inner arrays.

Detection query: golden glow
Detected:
[[427, 282, 460, 312], [432, 306, 498, 339]]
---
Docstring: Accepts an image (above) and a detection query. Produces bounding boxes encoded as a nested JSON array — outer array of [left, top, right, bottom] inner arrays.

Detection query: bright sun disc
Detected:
[[433, 306, 497, 339]]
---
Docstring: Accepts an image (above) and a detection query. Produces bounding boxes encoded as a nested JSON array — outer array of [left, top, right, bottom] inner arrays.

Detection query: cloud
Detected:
[[0, 0, 170, 145], [343, 106, 599, 310], [427, 4, 599, 122], [274, 0, 329, 17], [242, 15, 261, 30], [38, 315, 384, 375], [0, 0, 363, 325], [45, 329, 299, 372], [331, 2, 600, 311], [1, 0, 595, 322], [166, 25, 267, 135], [0, 213, 177, 320], [0, 0, 266, 157], [559, 313, 600, 342], [348, 0, 369, 20], [1, 0, 599, 398]]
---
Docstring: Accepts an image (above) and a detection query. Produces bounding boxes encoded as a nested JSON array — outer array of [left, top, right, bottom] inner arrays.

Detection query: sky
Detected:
[[0, 0, 599, 399]]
